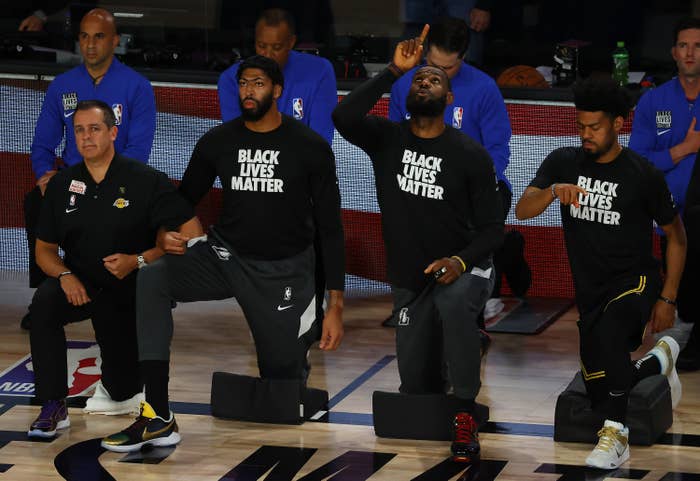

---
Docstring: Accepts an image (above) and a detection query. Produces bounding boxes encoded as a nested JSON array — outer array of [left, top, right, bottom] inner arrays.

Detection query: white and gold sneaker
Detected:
[[646, 335, 682, 409], [585, 420, 630, 469]]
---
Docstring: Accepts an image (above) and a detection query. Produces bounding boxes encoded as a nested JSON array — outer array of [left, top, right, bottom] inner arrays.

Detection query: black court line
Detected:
[[327, 355, 395, 409], [3, 391, 700, 448]]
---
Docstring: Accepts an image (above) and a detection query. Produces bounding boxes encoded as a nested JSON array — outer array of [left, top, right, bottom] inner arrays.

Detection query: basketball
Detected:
[[497, 65, 550, 88]]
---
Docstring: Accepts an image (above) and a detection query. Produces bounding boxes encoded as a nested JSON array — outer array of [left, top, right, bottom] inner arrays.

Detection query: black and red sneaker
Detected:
[[451, 412, 480, 463]]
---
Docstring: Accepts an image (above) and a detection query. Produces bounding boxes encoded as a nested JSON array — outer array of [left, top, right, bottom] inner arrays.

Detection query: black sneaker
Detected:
[[451, 412, 480, 463], [28, 399, 70, 438], [101, 401, 180, 453]]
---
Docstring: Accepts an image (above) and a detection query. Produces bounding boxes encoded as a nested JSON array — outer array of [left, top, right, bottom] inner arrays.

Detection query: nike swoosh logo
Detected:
[[657, 129, 671, 136], [65, 208, 78, 213], [142, 419, 175, 441], [64, 111, 75, 118], [277, 305, 294, 311]]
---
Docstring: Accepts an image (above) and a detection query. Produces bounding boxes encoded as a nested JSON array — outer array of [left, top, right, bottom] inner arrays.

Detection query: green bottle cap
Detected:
[[617, 41, 625, 47]]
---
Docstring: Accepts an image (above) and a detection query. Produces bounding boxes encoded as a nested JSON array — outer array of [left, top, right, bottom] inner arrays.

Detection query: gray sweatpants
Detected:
[[393, 261, 494, 400], [136, 233, 319, 380]]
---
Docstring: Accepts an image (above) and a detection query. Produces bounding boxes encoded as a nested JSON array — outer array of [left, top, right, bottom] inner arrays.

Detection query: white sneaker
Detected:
[[585, 420, 630, 469], [484, 298, 505, 319], [83, 382, 144, 415], [646, 335, 682, 409]]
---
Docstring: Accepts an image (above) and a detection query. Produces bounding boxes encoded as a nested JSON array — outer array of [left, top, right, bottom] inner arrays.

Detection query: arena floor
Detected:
[[0, 271, 698, 481]]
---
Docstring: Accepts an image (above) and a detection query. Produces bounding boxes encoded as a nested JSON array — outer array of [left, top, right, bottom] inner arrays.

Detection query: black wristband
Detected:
[[658, 295, 677, 306], [387, 62, 404, 77]]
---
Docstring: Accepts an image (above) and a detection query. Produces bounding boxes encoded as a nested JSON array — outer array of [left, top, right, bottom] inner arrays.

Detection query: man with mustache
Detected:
[[102, 55, 345, 452], [333, 26, 503, 463], [516, 77, 686, 469]]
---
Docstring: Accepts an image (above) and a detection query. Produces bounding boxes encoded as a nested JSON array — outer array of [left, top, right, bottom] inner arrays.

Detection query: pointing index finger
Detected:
[[418, 24, 430, 44]]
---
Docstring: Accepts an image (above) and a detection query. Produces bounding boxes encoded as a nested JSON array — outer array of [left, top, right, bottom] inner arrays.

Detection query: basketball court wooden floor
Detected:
[[0, 271, 699, 480]]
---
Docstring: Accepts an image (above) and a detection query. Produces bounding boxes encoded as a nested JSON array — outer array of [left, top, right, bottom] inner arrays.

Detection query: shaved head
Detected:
[[80, 8, 117, 36]]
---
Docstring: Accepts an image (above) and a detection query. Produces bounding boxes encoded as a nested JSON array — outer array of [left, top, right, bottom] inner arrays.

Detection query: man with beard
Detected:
[[629, 17, 700, 371], [333, 26, 504, 463], [101, 55, 345, 452], [516, 77, 686, 470]]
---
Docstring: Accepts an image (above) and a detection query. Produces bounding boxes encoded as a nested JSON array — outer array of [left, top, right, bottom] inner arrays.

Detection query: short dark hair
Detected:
[[673, 17, 700, 45], [426, 17, 470, 59], [237, 55, 285, 88], [414, 65, 452, 92], [257, 8, 296, 36], [75, 99, 116, 127], [573, 77, 633, 120]]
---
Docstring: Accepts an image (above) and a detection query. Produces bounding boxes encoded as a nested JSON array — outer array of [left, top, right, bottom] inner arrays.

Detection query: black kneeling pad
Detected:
[[211, 372, 328, 425], [554, 372, 672, 445], [372, 391, 489, 440]]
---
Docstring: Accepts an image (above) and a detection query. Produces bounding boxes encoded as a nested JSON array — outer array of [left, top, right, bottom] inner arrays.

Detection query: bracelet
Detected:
[[658, 295, 677, 306], [387, 62, 404, 77], [58, 271, 73, 279], [551, 183, 558, 199], [451, 256, 467, 273]]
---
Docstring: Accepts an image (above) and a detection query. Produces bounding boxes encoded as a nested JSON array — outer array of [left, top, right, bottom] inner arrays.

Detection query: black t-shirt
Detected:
[[38, 155, 194, 289], [530, 147, 676, 312], [333, 69, 504, 291], [178, 115, 345, 290]]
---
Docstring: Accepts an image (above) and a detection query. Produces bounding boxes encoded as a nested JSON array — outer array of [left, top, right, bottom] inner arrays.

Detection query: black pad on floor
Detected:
[[554, 372, 672, 445], [372, 391, 489, 440], [485, 297, 573, 334], [211, 372, 328, 425]]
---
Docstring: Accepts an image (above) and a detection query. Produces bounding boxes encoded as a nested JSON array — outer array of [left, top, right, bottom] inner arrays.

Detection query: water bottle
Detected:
[[612, 41, 629, 87]]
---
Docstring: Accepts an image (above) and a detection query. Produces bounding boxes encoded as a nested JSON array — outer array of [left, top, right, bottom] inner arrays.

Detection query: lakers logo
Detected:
[[113, 198, 130, 209]]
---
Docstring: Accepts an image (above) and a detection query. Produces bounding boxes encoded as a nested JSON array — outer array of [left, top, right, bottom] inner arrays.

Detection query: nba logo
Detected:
[[452, 107, 463, 128], [292, 98, 304, 119], [112, 103, 123, 125]]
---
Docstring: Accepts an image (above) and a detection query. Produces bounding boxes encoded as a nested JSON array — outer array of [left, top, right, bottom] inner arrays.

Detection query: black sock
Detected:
[[634, 354, 662, 382], [455, 398, 475, 415], [141, 360, 170, 419], [606, 390, 629, 425]]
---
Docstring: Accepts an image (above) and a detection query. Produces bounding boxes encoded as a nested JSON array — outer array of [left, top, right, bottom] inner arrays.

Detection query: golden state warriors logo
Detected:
[[113, 198, 130, 209]]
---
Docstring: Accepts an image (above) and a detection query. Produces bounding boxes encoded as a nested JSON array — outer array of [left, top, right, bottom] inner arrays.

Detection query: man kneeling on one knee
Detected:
[[28, 100, 194, 438]]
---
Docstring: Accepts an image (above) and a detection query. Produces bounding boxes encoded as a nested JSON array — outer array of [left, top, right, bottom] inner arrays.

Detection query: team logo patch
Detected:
[[62, 92, 78, 113], [211, 245, 231, 261], [292, 98, 304, 119], [112, 103, 123, 125], [283, 286, 293, 301], [69, 194, 76, 206], [398, 307, 410, 326], [113, 198, 129, 209], [0, 341, 101, 397], [452, 107, 464, 128], [655, 110, 671, 129], [69, 179, 86, 194]]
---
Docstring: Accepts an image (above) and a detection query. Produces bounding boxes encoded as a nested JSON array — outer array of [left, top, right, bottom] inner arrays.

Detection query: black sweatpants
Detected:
[[136, 234, 320, 380], [578, 274, 660, 417], [394, 261, 494, 400], [29, 277, 142, 402], [24, 186, 46, 288]]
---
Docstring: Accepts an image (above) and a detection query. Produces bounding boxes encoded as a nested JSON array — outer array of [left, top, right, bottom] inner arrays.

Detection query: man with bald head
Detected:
[[333, 27, 503, 463], [217, 8, 336, 144], [23, 8, 156, 412]]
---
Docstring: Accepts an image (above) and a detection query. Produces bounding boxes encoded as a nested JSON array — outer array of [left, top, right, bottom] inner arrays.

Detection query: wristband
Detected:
[[58, 271, 73, 279], [551, 183, 558, 199], [658, 295, 677, 306], [451, 255, 467, 273], [387, 62, 404, 77]]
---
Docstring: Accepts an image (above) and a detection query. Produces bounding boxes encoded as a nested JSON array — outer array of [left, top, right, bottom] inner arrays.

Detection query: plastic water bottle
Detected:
[[612, 41, 629, 87]]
